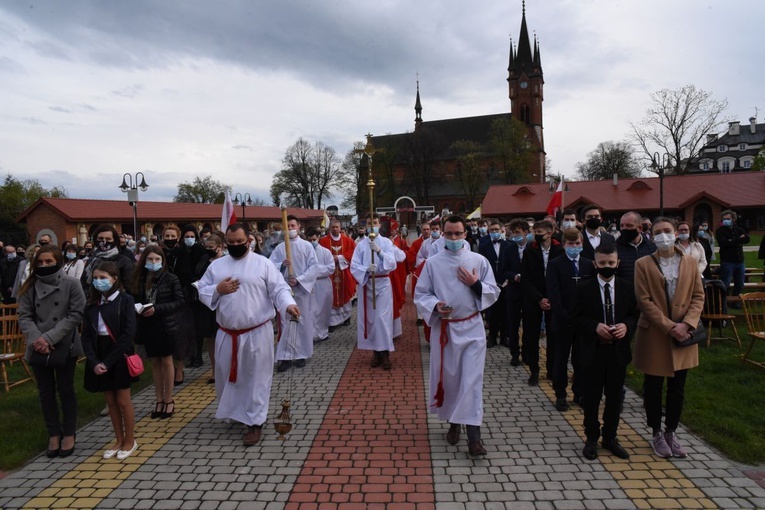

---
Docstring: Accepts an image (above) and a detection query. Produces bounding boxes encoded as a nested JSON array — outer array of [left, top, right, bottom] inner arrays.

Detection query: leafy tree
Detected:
[[270, 138, 342, 209], [402, 127, 445, 206], [575, 141, 641, 180], [0, 174, 67, 230], [174, 176, 227, 204], [488, 117, 533, 184], [753, 148, 765, 171], [451, 140, 485, 211], [630, 85, 730, 174]]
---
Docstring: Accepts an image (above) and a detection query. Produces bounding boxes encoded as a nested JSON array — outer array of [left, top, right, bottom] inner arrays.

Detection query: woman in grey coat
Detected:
[[17, 245, 86, 458]]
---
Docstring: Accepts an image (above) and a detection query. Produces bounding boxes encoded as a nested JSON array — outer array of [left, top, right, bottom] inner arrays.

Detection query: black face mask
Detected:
[[620, 228, 639, 243], [38, 241, 50, 246], [205, 249, 218, 259], [164, 239, 178, 249], [226, 243, 248, 259], [534, 234, 547, 245], [37, 265, 60, 277], [585, 218, 602, 230], [596, 266, 617, 279], [97, 241, 113, 252]]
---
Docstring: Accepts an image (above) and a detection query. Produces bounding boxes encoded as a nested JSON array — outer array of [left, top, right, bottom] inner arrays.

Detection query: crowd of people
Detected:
[[4, 205, 754, 462]]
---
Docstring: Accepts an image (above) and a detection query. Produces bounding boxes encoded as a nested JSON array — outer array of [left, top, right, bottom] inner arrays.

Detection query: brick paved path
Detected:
[[1, 300, 764, 509]]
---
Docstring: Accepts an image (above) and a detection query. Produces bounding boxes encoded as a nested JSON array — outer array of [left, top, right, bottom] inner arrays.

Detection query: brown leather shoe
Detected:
[[446, 423, 460, 445], [371, 352, 382, 368], [381, 351, 392, 370], [243, 425, 262, 446], [468, 441, 487, 456]]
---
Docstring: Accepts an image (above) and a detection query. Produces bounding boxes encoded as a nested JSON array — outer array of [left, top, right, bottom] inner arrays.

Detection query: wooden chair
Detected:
[[701, 280, 741, 348], [0, 314, 35, 392], [739, 292, 765, 370], [0, 303, 18, 317]]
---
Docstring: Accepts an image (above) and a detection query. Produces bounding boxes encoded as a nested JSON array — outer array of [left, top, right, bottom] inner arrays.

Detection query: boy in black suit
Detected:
[[505, 219, 529, 366], [478, 219, 510, 347], [570, 243, 639, 461]]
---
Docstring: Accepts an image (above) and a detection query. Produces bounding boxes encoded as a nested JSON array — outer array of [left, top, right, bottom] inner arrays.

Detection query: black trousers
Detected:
[[644, 370, 688, 432], [506, 298, 523, 358], [522, 303, 553, 375], [486, 290, 507, 343], [582, 348, 627, 442], [32, 356, 78, 437], [552, 329, 583, 399]]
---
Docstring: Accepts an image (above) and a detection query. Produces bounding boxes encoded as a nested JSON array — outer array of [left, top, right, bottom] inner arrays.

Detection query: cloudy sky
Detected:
[[1, 0, 762, 207]]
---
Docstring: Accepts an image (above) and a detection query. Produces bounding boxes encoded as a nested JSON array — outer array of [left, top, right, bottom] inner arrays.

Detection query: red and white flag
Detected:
[[546, 179, 564, 217], [221, 191, 237, 232]]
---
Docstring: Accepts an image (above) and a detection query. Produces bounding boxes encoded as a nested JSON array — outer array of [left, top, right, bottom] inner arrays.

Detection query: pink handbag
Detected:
[[125, 354, 144, 377]]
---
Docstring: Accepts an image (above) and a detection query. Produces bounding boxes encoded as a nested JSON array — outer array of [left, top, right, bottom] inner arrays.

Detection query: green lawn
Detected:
[[0, 359, 154, 471]]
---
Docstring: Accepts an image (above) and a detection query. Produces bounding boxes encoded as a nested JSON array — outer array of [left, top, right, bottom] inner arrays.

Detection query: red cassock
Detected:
[[407, 236, 430, 342], [391, 235, 409, 319], [319, 234, 357, 307]]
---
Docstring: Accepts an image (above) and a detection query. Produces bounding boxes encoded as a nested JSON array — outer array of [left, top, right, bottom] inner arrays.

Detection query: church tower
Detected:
[[508, 1, 545, 182]]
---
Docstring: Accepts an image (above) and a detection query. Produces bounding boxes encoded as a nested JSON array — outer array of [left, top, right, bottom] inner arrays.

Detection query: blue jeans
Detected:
[[719, 261, 745, 296]]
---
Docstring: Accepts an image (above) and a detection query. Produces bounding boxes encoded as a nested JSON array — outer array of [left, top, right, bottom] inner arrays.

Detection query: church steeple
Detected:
[[414, 78, 423, 131]]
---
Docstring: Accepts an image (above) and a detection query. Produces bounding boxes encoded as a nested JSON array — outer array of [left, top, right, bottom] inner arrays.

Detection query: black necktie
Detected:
[[570, 257, 579, 277], [604, 282, 614, 326]]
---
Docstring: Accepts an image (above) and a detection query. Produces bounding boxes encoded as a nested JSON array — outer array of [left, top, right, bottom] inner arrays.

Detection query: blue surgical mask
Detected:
[[722, 219, 732, 227], [311, 240, 319, 248], [444, 239, 464, 251], [490, 232, 501, 241], [6, 253, 16, 261], [697, 230, 705, 238], [145, 262, 162, 272], [526, 233, 534, 243], [371, 226, 380, 235], [66, 252, 77, 260], [479, 227, 488, 236], [512, 235, 525, 244], [565, 246, 583, 258], [431, 231, 440, 240], [678, 233, 690, 241], [140, 236, 147, 243], [92, 278, 113, 293], [184, 237, 195, 247]]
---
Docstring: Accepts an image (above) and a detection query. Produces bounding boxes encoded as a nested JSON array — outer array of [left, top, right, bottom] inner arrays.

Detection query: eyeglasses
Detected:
[[443, 232, 465, 238]]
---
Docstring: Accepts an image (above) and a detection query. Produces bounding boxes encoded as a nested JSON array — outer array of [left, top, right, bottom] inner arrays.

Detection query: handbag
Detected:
[[125, 354, 144, 377], [27, 288, 73, 368], [651, 256, 706, 347]]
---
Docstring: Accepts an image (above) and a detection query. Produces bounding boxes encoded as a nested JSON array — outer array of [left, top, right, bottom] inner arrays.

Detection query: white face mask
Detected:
[[562, 220, 576, 230], [288, 229, 298, 239], [653, 232, 676, 250]]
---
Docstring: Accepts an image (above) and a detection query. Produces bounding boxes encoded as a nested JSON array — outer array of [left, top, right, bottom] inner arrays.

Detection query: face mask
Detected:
[[38, 241, 49, 246], [471, 226, 478, 233], [444, 239, 464, 251], [490, 232, 501, 241], [534, 234, 547, 245], [678, 233, 690, 241], [145, 261, 162, 272], [653, 233, 676, 250], [140, 236, 147, 243], [565, 246, 583, 258], [164, 239, 177, 249], [226, 243, 248, 258], [288, 229, 299, 239], [139, 247, 145, 253], [311, 240, 319, 248], [97, 240, 113, 252], [205, 248, 218, 258], [511, 235, 525, 244], [562, 221, 576, 230], [697, 230, 705, 238], [431, 231, 440, 240], [585, 218, 602, 230], [700, 225, 708, 231], [36, 264, 60, 277], [6, 253, 16, 261], [479, 227, 488, 236], [610, 229, 617, 234], [620, 228, 639, 243], [92, 278, 113, 293], [184, 238, 195, 247], [66, 252, 77, 260], [722, 219, 732, 227], [526, 233, 534, 243], [499, 233, 506, 241], [371, 226, 380, 235], [596, 266, 617, 279]]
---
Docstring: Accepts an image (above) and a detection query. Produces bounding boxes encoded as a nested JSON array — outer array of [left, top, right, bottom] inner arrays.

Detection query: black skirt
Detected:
[[84, 335, 138, 393]]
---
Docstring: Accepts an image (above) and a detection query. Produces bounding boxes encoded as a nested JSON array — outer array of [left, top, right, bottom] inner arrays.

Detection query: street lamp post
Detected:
[[651, 153, 671, 217], [118, 172, 150, 238], [232, 193, 253, 221]]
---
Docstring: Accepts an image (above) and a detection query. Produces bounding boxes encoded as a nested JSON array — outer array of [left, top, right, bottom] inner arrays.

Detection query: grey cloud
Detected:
[[49, 106, 73, 113], [111, 84, 144, 98], [0, 56, 23, 73], [21, 116, 46, 125], [231, 144, 252, 151]]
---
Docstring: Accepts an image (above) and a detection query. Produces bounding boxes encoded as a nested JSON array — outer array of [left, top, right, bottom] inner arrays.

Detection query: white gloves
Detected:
[[367, 263, 377, 275], [369, 240, 381, 253]]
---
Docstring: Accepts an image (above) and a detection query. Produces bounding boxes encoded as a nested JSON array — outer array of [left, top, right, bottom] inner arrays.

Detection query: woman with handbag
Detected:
[[633, 217, 705, 459], [82, 261, 139, 460], [17, 245, 86, 458], [130, 245, 184, 419]]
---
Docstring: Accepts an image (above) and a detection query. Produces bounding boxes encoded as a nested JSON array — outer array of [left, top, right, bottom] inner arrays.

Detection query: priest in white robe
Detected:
[[414, 215, 500, 457], [197, 223, 298, 446], [269, 216, 318, 371], [306, 227, 334, 343], [350, 214, 397, 369]]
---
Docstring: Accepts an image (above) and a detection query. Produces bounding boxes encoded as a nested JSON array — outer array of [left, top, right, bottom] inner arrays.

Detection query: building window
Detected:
[[700, 162, 710, 171], [739, 143, 747, 151], [520, 105, 530, 124], [718, 145, 728, 152], [722, 161, 731, 172], [744, 160, 752, 168]]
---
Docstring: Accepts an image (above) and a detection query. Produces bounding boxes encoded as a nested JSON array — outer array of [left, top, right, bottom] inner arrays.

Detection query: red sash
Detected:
[[363, 274, 390, 339], [432, 311, 479, 408], [218, 319, 270, 383]]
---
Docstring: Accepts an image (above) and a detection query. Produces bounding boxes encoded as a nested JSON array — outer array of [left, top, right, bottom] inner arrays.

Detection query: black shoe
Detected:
[[468, 441, 487, 456], [527, 374, 539, 386], [46, 436, 61, 458], [446, 424, 460, 445], [343, 318, 351, 326], [416, 318, 423, 326], [151, 402, 166, 419], [277, 360, 292, 372], [510, 356, 521, 367], [295, 359, 306, 368], [174, 378, 184, 388], [59, 434, 76, 458], [555, 398, 569, 412], [583, 441, 598, 460], [328, 325, 337, 333], [602, 438, 630, 459]]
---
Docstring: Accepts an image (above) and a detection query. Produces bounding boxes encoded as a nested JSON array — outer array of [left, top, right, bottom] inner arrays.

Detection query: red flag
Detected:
[[546, 180, 564, 217], [221, 191, 237, 231]]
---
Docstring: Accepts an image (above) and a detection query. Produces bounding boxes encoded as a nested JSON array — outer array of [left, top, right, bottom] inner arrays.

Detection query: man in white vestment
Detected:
[[415, 215, 500, 456], [306, 226, 334, 343], [350, 213, 397, 370], [269, 215, 318, 372], [416, 220, 441, 268], [197, 223, 299, 446]]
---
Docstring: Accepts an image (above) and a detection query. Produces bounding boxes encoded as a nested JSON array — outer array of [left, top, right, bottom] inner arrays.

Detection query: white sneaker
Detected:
[[103, 447, 120, 459], [116, 441, 138, 460]]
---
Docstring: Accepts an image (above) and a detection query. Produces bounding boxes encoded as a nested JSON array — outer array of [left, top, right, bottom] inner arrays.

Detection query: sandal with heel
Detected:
[[161, 401, 175, 419], [151, 402, 165, 419]]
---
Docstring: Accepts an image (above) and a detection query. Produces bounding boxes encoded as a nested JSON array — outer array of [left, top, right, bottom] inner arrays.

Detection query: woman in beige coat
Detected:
[[633, 217, 704, 459]]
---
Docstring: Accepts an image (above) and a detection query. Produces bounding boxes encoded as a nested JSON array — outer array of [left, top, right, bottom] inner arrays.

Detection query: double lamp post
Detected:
[[119, 172, 150, 238]]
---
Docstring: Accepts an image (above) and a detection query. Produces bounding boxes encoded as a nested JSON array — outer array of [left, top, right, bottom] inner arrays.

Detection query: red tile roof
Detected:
[[482, 172, 765, 216], [17, 197, 325, 223]]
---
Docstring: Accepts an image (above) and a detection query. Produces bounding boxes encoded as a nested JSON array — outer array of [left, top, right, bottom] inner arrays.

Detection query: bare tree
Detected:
[[269, 137, 342, 209], [488, 117, 533, 184], [403, 128, 445, 206], [311, 141, 342, 210], [451, 140, 485, 211], [630, 85, 730, 174], [575, 141, 642, 181], [338, 141, 365, 213]]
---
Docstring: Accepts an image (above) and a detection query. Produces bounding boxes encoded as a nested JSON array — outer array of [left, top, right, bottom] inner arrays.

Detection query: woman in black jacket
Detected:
[[81, 224, 135, 293], [131, 245, 184, 419], [82, 261, 139, 460]]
